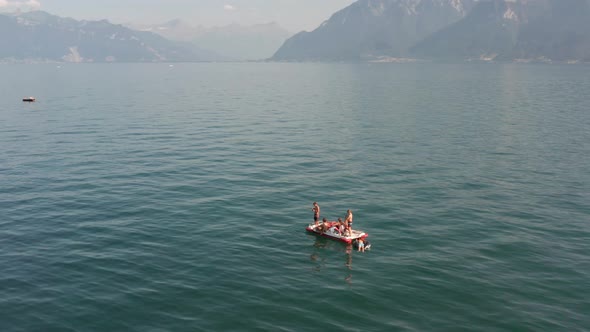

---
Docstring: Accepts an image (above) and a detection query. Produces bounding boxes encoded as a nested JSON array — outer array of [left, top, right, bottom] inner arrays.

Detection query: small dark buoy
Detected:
[[22, 97, 36, 102]]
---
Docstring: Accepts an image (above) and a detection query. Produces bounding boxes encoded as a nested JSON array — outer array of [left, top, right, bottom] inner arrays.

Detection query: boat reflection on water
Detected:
[[309, 235, 355, 284], [344, 243, 353, 286]]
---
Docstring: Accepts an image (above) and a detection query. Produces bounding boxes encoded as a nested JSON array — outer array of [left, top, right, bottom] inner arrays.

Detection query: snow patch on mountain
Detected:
[[369, 0, 387, 16], [503, 7, 518, 21], [450, 0, 467, 15]]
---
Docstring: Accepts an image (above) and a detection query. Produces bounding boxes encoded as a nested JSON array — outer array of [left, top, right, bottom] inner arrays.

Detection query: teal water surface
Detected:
[[1, 63, 589, 331]]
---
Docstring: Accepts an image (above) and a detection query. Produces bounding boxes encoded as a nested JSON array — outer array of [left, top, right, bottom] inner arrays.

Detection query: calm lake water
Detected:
[[1, 62, 589, 331]]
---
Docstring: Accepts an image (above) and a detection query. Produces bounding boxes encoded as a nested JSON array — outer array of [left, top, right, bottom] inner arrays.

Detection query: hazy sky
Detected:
[[0, 0, 356, 32]]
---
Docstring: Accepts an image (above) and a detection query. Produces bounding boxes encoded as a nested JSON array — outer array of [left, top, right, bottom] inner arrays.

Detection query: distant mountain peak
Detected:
[[163, 18, 185, 27], [272, 0, 590, 62], [411, 0, 590, 62], [0, 11, 221, 62], [138, 20, 291, 60], [272, 0, 476, 61]]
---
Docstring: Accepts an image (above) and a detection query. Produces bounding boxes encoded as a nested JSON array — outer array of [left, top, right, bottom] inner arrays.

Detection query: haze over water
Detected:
[[1, 63, 589, 331]]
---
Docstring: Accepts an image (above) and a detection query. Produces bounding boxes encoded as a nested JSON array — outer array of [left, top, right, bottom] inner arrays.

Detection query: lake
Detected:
[[1, 62, 589, 331]]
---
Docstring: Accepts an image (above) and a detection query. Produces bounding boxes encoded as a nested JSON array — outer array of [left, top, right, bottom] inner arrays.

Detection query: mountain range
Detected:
[[273, 0, 476, 61], [137, 20, 291, 61], [0, 11, 220, 62], [272, 0, 590, 62], [412, 0, 590, 61], [3, 2, 590, 63]]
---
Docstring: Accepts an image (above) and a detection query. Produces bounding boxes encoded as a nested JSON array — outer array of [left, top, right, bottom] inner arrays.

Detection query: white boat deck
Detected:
[[307, 223, 366, 241]]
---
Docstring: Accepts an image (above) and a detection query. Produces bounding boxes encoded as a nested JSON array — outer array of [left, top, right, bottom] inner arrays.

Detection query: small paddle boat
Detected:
[[306, 222, 368, 244]]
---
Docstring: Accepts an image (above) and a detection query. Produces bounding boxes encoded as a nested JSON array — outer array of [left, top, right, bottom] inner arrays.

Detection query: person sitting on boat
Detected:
[[328, 223, 341, 235], [312, 202, 320, 225], [318, 217, 332, 233], [316, 217, 326, 233], [337, 218, 345, 235]]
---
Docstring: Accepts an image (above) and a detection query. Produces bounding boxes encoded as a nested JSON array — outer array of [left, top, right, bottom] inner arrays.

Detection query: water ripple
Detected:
[[1, 63, 589, 331]]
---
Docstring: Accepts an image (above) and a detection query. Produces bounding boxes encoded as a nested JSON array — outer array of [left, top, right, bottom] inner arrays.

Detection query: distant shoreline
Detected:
[[1, 58, 589, 65]]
